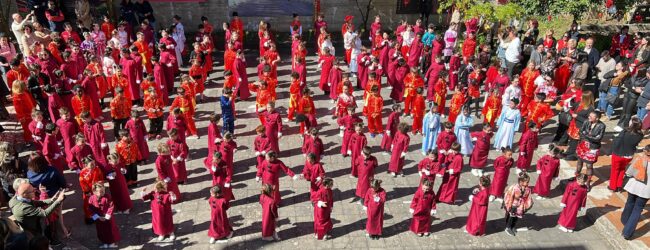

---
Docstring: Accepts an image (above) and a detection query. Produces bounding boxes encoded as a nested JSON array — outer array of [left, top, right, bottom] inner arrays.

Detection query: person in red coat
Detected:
[[557, 174, 589, 232], [516, 122, 539, 173], [318, 48, 335, 94], [260, 183, 280, 241], [302, 153, 326, 203], [253, 125, 271, 171], [431, 72, 448, 112], [364, 179, 386, 239], [125, 110, 150, 164], [380, 104, 402, 151], [436, 122, 457, 162], [70, 134, 93, 173], [81, 112, 110, 168], [219, 132, 237, 172], [42, 123, 67, 173], [412, 88, 426, 134], [142, 181, 177, 241], [208, 186, 234, 243], [314, 178, 334, 240], [209, 152, 234, 202], [256, 151, 297, 205], [533, 145, 562, 199], [328, 61, 344, 101], [338, 107, 363, 156], [389, 58, 409, 102], [105, 154, 133, 214], [465, 176, 491, 236], [409, 179, 437, 236], [119, 49, 142, 105], [151, 57, 169, 104], [79, 156, 105, 224], [355, 146, 378, 200], [233, 50, 251, 100], [167, 108, 188, 143], [364, 86, 384, 135], [28, 112, 46, 151], [262, 102, 283, 154], [155, 143, 182, 203], [437, 143, 463, 204], [469, 124, 493, 176], [610, 26, 632, 59], [462, 32, 477, 63], [167, 129, 189, 184], [302, 128, 324, 162], [204, 114, 223, 168], [389, 123, 411, 176], [348, 123, 368, 178], [490, 147, 514, 202], [88, 184, 120, 248], [407, 33, 424, 68], [418, 151, 445, 187], [403, 68, 424, 116]]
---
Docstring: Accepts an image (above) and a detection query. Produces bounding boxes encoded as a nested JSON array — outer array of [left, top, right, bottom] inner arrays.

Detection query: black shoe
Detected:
[[84, 218, 94, 225], [505, 227, 516, 236]]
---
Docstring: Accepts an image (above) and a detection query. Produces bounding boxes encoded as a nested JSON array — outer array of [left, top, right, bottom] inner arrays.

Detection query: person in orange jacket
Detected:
[[412, 88, 426, 134], [171, 87, 198, 139], [403, 67, 424, 116], [298, 88, 316, 135], [12, 80, 37, 145], [364, 86, 384, 136], [79, 156, 105, 224], [288, 72, 302, 121]]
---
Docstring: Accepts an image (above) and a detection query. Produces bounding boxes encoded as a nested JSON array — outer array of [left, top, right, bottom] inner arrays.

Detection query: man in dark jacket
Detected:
[[584, 38, 600, 83], [9, 183, 64, 244], [636, 69, 650, 120]]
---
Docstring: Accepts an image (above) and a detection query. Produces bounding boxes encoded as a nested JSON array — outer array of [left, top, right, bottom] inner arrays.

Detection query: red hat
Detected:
[[345, 15, 354, 22]]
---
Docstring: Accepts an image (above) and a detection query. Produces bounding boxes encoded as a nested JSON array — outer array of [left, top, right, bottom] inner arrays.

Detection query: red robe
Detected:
[[256, 159, 295, 204], [142, 191, 175, 235], [380, 112, 400, 151], [152, 63, 169, 104], [355, 155, 378, 198], [465, 187, 489, 236], [88, 194, 121, 244], [167, 138, 189, 183], [448, 92, 466, 122], [409, 188, 437, 234], [431, 79, 447, 111], [314, 186, 334, 239], [524, 101, 554, 129], [119, 56, 141, 101], [418, 158, 444, 187], [260, 193, 278, 237], [519, 68, 540, 114], [469, 131, 493, 169], [125, 118, 150, 161], [389, 64, 409, 101], [516, 130, 538, 170], [302, 161, 325, 202], [253, 135, 271, 170], [389, 132, 410, 173], [349, 132, 368, 177], [166, 115, 188, 143], [70, 144, 92, 171], [209, 160, 234, 202], [462, 37, 477, 60], [357, 53, 371, 88], [436, 131, 457, 152], [407, 39, 423, 68], [208, 196, 233, 239], [319, 54, 335, 91], [302, 136, 324, 162], [490, 156, 514, 198], [28, 121, 45, 151], [155, 155, 182, 202], [42, 134, 66, 172], [233, 57, 251, 100], [79, 166, 104, 219], [47, 93, 64, 122], [328, 67, 343, 100], [557, 181, 588, 229], [533, 155, 560, 196], [71, 94, 97, 121], [105, 162, 132, 211], [337, 114, 362, 155], [437, 153, 463, 204], [219, 140, 237, 171], [204, 122, 223, 168], [263, 111, 282, 153], [83, 121, 110, 168], [425, 62, 445, 99], [364, 188, 386, 235]]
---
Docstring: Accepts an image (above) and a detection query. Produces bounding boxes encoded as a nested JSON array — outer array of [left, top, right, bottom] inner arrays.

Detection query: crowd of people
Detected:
[[0, 0, 649, 248]]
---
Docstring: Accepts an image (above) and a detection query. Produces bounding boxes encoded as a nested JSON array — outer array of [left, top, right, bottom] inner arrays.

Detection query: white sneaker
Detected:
[[209, 238, 216, 244], [495, 198, 503, 203], [421, 151, 426, 156], [99, 244, 108, 249], [157, 235, 165, 241], [489, 195, 495, 202], [169, 234, 176, 241], [614, 126, 623, 132], [107, 243, 118, 248], [478, 170, 484, 176], [558, 226, 568, 232]]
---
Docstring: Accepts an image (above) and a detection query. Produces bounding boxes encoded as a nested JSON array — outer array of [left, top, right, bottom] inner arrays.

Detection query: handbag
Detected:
[[606, 92, 621, 106], [625, 156, 648, 183], [558, 111, 572, 126]]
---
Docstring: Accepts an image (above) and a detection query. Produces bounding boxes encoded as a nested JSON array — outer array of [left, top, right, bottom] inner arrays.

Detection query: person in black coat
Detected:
[[617, 67, 648, 130], [584, 38, 600, 82], [575, 111, 606, 189]]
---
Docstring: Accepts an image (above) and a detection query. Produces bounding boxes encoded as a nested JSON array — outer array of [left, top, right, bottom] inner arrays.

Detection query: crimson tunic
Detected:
[[314, 186, 334, 238], [389, 64, 409, 101], [349, 132, 368, 177], [125, 118, 150, 161], [210, 160, 234, 201], [152, 63, 169, 104], [142, 191, 175, 236], [42, 134, 66, 173], [264, 111, 282, 153], [106, 162, 132, 211], [119, 56, 141, 101], [256, 159, 295, 204], [425, 62, 445, 100], [48, 94, 64, 122], [155, 155, 182, 203], [219, 140, 237, 171], [88, 194, 121, 244], [302, 161, 325, 202], [167, 139, 189, 183], [557, 181, 588, 229], [83, 121, 110, 168], [302, 136, 324, 162], [389, 132, 410, 173], [407, 39, 423, 68], [253, 135, 271, 170], [437, 153, 463, 204], [80, 76, 102, 117], [469, 131, 493, 169], [70, 144, 92, 171], [233, 57, 251, 100], [260, 193, 278, 237], [380, 112, 400, 151], [533, 155, 560, 197], [204, 122, 223, 168], [208, 196, 233, 239], [355, 155, 378, 198], [490, 156, 514, 198], [364, 188, 386, 235], [56, 117, 79, 164], [166, 114, 188, 143], [319, 54, 335, 91], [516, 130, 538, 170], [337, 114, 362, 155], [418, 157, 444, 187], [409, 188, 437, 234], [328, 67, 343, 100], [465, 187, 489, 236]]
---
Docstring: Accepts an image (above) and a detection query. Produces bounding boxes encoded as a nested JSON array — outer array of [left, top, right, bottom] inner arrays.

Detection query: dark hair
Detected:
[[517, 172, 530, 183], [479, 175, 491, 187], [362, 146, 371, 156], [500, 147, 513, 153], [27, 154, 48, 173], [627, 116, 643, 135]]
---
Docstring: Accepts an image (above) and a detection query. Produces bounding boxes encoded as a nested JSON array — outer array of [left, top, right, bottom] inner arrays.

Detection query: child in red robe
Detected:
[[388, 123, 411, 177], [403, 67, 424, 116], [125, 110, 149, 164], [302, 153, 325, 203], [334, 81, 355, 118], [208, 185, 234, 243], [432, 72, 448, 114], [170, 87, 198, 138], [167, 128, 189, 184], [79, 156, 105, 224], [412, 88, 426, 134], [437, 143, 463, 205], [260, 183, 279, 241], [12, 80, 36, 144], [557, 174, 588, 233], [533, 145, 562, 199], [356, 146, 378, 200], [140, 75, 161, 100], [523, 93, 554, 130], [70, 133, 92, 173], [110, 87, 132, 138], [42, 123, 66, 173], [409, 179, 437, 236], [364, 86, 383, 136], [380, 104, 402, 151], [167, 108, 188, 143], [338, 106, 362, 156], [256, 151, 297, 205], [318, 48, 335, 94], [287, 72, 301, 121], [262, 102, 283, 154], [314, 178, 334, 240], [115, 130, 141, 186], [469, 124, 494, 176], [253, 125, 271, 171], [364, 179, 386, 239], [297, 88, 316, 135], [516, 122, 539, 173], [465, 175, 491, 236], [418, 151, 444, 186], [105, 154, 133, 214], [436, 122, 457, 162], [28, 112, 45, 152], [81, 112, 110, 169], [348, 123, 368, 178], [209, 152, 234, 202], [141, 181, 177, 241], [189, 59, 206, 103], [155, 143, 182, 203], [204, 113, 223, 168], [88, 183, 120, 248], [302, 128, 324, 161], [448, 85, 466, 123], [219, 132, 237, 172], [489, 147, 514, 202]]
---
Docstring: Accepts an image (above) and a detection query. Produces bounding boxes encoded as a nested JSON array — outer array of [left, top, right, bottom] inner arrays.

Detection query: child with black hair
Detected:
[[437, 142, 464, 204], [314, 178, 334, 240], [364, 179, 386, 239], [557, 174, 588, 233], [144, 87, 165, 139], [208, 185, 234, 244], [516, 121, 539, 174], [356, 146, 378, 200], [389, 123, 411, 177], [465, 175, 491, 236], [381, 104, 402, 151], [115, 129, 141, 187], [533, 144, 562, 199], [490, 147, 515, 202], [220, 87, 235, 134]]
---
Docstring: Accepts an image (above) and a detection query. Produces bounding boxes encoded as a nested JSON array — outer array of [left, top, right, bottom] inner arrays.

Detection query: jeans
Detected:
[[637, 107, 648, 121], [223, 117, 234, 134], [621, 193, 649, 238], [598, 87, 619, 117]]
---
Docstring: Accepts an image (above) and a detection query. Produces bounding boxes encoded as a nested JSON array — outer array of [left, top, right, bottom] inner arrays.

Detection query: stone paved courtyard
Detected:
[[17, 54, 622, 250]]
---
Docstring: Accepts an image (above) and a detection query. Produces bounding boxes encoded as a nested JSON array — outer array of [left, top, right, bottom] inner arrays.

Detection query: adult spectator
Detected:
[[610, 117, 643, 192], [0, 142, 27, 200], [9, 182, 65, 241], [134, 0, 155, 30], [0, 36, 17, 76], [610, 26, 632, 60], [630, 36, 650, 74], [570, 52, 589, 83], [575, 111, 606, 189], [621, 145, 650, 240], [597, 61, 630, 121], [44, 0, 65, 32], [28, 0, 48, 27], [564, 90, 594, 161], [583, 38, 600, 82], [568, 21, 581, 41], [637, 69, 650, 120], [594, 51, 616, 95], [21, 25, 43, 57], [502, 28, 521, 78], [617, 68, 648, 130], [26, 153, 65, 198], [32, 22, 52, 45], [11, 13, 34, 53], [120, 0, 139, 30], [528, 43, 543, 69]]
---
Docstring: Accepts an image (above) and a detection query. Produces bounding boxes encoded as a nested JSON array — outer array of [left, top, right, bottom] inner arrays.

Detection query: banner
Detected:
[[228, 0, 313, 17]]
